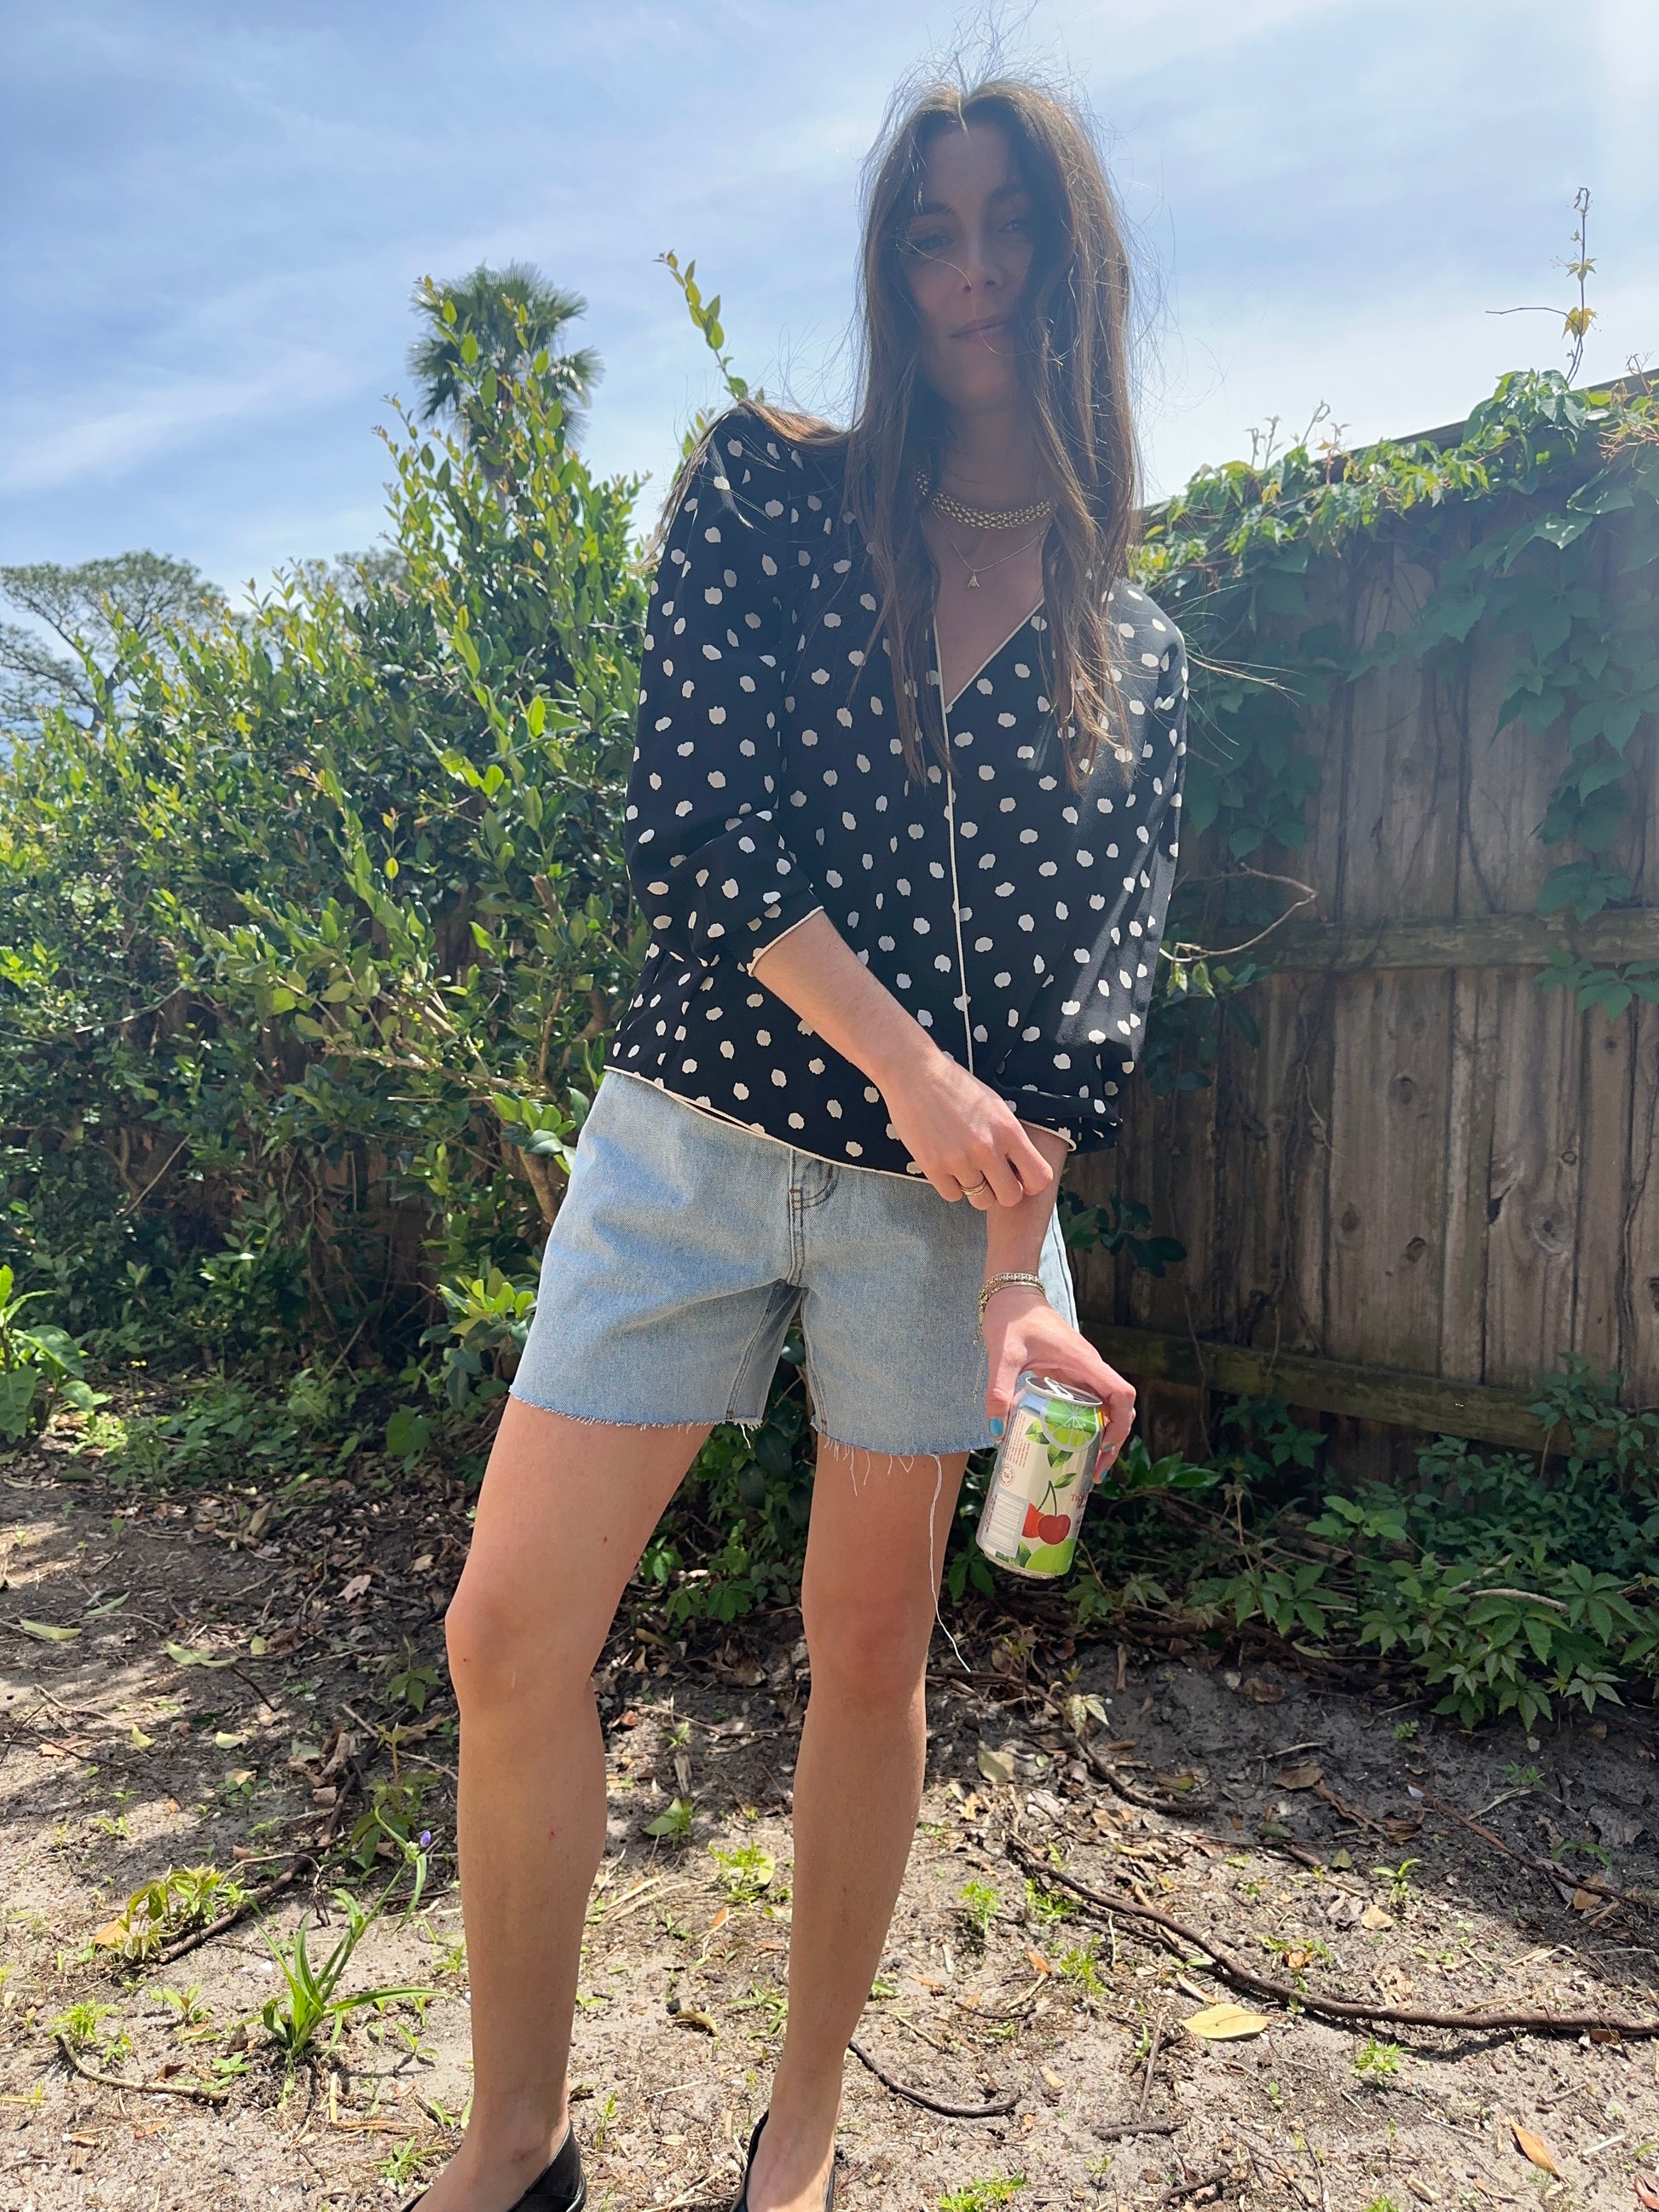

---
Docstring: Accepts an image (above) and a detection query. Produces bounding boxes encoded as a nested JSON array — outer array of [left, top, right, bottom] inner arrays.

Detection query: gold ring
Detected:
[[964, 1175, 991, 1195]]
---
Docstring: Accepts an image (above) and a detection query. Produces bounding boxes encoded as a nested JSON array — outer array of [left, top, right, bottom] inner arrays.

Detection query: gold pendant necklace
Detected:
[[943, 519, 1050, 589]]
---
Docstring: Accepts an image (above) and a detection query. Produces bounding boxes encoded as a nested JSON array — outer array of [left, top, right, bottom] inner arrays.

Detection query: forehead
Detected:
[[913, 117, 1025, 211]]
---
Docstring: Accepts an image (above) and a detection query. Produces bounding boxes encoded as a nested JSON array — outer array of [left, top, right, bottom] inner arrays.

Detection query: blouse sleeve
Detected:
[[990, 630, 1188, 1152], [625, 407, 823, 972]]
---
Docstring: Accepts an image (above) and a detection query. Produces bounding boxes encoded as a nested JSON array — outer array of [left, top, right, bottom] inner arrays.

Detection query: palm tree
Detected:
[[408, 262, 602, 436]]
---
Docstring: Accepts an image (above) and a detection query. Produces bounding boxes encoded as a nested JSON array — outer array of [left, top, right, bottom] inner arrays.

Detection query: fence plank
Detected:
[[1082, 1323, 1596, 1453], [1481, 973, 1581, 1388], [1437, 969, 1503, 1383], [1323, 967, 1452, 1371], [1572, 1008, 1636, 1376], [1624, 1004, 1659, 1406]]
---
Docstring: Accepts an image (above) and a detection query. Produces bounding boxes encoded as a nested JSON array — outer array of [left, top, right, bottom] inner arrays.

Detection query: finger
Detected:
[[1003, 1122, 1055, 1193], [930, 1168, 969, 1204], [974, 1151, 1026, 1208]]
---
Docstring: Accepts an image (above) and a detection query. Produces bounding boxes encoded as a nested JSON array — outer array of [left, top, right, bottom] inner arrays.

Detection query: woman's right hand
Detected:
[[879, 1043, 1054, 1206]]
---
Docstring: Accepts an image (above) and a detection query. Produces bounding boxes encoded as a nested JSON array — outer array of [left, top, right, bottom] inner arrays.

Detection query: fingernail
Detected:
[[989, 1417, 1004, 1438]]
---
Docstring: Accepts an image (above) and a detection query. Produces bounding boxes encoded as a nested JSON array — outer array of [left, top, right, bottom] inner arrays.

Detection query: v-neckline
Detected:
[[934, 602, 1044, 717]]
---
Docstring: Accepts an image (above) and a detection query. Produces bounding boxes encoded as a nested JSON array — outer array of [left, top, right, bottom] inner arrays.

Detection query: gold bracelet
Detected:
[[979, 1271, 1047, 1325]]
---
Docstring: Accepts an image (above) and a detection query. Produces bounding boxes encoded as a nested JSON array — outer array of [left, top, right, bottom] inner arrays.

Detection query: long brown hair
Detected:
[[701, 73, 1142, 781]]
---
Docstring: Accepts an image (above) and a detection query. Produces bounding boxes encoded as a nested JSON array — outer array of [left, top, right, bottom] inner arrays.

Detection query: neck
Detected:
[[939, 402, 1042, 508]]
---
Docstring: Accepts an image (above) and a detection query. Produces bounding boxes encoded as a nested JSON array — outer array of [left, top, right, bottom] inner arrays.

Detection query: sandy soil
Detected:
[[3, 1433, 1658, 2212]]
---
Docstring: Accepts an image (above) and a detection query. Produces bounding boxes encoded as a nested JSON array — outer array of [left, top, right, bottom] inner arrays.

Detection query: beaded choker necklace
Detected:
[[916, 468, 1054, 532]]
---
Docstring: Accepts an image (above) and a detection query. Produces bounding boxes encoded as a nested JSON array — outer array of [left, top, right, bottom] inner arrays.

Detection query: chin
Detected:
[[926, 362, 1024, 415]]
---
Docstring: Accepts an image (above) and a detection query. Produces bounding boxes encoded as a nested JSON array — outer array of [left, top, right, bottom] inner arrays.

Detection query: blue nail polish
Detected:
[[989, 1417, 1005, 1438]]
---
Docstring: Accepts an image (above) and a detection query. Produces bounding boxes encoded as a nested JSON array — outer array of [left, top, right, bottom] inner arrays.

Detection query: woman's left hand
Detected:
[[982, 1286, 1136, 1464]]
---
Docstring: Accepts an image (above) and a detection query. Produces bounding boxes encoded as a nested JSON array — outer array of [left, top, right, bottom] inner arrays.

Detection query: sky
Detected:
[[3, 0, 1656, 597]]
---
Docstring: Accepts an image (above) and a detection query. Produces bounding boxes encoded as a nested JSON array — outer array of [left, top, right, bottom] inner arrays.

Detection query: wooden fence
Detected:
[[1069, 530, 1659, 1476]]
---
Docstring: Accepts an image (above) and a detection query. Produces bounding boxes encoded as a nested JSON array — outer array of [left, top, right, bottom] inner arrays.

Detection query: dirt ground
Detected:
[[3, 1429, 1659, 2212]]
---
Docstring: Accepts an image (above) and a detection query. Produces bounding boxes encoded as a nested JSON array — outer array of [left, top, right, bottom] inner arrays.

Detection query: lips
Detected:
[[953, 315, 1010, 339]]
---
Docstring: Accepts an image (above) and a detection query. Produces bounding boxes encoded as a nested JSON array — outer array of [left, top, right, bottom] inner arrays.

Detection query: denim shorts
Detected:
[[508, 1070, 1078, 1455]]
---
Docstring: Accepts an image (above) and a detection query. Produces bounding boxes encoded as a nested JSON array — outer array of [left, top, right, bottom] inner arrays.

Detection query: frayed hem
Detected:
[[812, 1424, 989, 1461], [506, 1392, 761, 1434]]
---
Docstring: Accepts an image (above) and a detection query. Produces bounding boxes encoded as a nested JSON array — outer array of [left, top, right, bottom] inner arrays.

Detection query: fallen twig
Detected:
[[55, 2033, 228, 2105], [1162, 2167, 1229, 2205], [1096, 2118, 1180, 2141], [1083, 1741, 1206, 1816], [1408, 1784, 1656, 1914], [847, 2039, 1017, 2118], [1008, 1838, 1659, 2040]]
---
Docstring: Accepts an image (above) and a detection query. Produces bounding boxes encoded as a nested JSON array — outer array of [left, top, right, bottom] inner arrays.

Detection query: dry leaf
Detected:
[[1242, 1678, 1285, 1705], [708, 1906, 729, 1932], [1276, 1761, 1323, 1790], [1509, 2122, 1561, 2176], [16, 1619, 80, 1643], [1571, 1887, 1599, 1913], [1184, 2002, 1271, 2041], [1027, 1949, 1051, 1976], [1156, 1770, 1199, 1793], [977, 1745, 1016, 1787], [340, 1573, 372, 1603], [247, 1634, 269, 1656], [1361, 1903, 1396, 1931], [671, 2009, 717, 2036], [165, 1642, 234, 1669], [91, 1920, 129, 1949], [1632, 2169, 1659, 2209]]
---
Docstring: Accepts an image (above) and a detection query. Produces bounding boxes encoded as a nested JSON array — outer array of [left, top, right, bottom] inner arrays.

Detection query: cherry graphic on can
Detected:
[[975, 1370, 1114, 1580]]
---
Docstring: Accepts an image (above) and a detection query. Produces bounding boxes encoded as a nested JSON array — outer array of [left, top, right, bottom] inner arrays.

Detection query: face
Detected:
[[898, 118, 1038, 416]]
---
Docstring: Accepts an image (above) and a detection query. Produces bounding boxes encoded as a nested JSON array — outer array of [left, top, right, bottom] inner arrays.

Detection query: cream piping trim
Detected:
[[938, 598, 1045, 717], [743, 903, 826, 979], [934, 614, 977, 1079]]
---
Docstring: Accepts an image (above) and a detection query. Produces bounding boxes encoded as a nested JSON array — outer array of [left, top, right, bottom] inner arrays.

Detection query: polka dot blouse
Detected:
[[610, 403, 1188, 1180]]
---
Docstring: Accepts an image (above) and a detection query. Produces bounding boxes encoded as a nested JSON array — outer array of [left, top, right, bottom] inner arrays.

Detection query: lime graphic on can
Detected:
[[974, 1370, 1112, 1580]]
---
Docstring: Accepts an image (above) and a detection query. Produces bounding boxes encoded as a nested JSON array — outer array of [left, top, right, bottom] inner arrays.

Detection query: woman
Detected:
[[422, 72, 1185, 2212]]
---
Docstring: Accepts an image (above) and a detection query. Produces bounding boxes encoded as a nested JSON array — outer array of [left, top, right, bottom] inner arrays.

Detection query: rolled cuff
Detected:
[[744, 901, 826, 977]]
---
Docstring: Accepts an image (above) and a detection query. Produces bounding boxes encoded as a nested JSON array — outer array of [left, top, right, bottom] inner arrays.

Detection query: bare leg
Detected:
[[419, 1399, 709, 2212], [747, 1441, 968, 2212]]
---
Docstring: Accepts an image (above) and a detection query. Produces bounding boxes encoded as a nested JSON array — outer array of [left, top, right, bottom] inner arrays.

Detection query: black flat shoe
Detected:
[[402, 2120, 586, 2212], [731, 2112, 835, 2212]]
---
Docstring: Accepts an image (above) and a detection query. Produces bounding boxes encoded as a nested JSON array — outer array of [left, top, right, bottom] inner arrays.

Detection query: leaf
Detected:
[[1571, 1886, 1599, 1913], [1027, 1949, 1051, 1976], [248, 1635, 269, 1656], [1633, 2169, 1659, 2210], [1361, 1903, 1396, 1931], [977, 1745, 1017, 1787], [1184, 2002, 1271, 2041], [671, 2008, 717, 2036], [129, 1724, 153, 1751], [165, 1642, 234, 1668], [1276, 1761, 1322, 1790], [1510, 2122, 1561, 2176], [83, 1592, 129, 1617], [17, 1619, 80, 1643], [340, 1574, 372, 1603], [384, 1408, 433, 1461]]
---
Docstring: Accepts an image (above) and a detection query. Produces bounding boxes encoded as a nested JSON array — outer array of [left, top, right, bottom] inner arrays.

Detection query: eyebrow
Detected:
[[908, 182, 1030, 218]]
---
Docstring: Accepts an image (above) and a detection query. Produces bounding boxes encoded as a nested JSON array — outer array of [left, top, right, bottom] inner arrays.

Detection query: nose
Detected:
[[953, 219, 1002, 296]]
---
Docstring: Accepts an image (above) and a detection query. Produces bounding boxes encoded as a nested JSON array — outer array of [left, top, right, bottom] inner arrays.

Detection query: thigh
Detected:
[[449, 1398, 710, 1684], [801, 1439, 969, 1684]]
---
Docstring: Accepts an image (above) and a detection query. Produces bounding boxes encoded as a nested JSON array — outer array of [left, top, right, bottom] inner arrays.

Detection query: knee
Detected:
[[802, 1600, 929, 1712], [443, 1574, 577, 1717]]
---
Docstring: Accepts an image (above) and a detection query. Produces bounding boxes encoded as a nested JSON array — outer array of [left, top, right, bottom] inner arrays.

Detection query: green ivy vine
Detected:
[[1133, 368, 1659, 1025]]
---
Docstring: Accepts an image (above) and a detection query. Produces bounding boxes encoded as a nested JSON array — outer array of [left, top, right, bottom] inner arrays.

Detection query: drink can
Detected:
[[975, 1370, 1113, 1580]]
